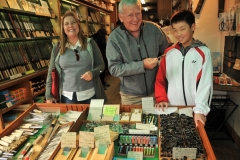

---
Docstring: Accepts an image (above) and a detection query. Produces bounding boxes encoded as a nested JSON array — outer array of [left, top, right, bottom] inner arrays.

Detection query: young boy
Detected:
[[154, 10, 213, 127]]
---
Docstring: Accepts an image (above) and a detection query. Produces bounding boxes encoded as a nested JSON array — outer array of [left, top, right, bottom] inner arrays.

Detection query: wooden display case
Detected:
[[120, 105, 216, 160], [0, 104, 216, 160], [0, 70, 48, 130], [0, 103, 88, 160]]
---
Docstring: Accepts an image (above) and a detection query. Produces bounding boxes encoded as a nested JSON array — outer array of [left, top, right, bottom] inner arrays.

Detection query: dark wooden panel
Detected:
[[157, 0, 172, 20]]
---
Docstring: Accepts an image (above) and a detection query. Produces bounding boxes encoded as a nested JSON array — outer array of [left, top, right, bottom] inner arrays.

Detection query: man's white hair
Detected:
[[118, 0, 142, 13]]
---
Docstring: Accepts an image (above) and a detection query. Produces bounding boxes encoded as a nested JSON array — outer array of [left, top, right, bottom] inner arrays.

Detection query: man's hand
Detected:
[[81, 71, 93, 81], [194, 113, 207, 127], [143, 58, 158, 70], [154, 102, 168, 111]]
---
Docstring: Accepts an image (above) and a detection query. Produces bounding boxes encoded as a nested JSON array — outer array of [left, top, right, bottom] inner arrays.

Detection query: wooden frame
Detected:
[[0, 104, 216, 160]]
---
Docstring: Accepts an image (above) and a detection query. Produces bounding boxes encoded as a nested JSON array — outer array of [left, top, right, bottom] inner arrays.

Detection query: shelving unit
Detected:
[[0, 0, 59, 131], [60, 0, 112, 37], [0, 69, 48, 130]]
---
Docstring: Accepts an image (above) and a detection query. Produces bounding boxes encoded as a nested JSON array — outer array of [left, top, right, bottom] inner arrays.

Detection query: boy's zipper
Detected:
[[182, 54, 187, 106]]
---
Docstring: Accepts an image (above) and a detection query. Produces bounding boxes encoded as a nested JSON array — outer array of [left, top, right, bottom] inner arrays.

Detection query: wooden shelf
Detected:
[[76, 0, 112, 13], [0, 69, 48, 90], [0, 0, 58, 132], [0, 36, 60, 42], [0, 7, 54, 18], [32, 89, 46, 98], [213, 85, 240, 92], [102, 0, 116, 5], [1, 98, 31, 114]]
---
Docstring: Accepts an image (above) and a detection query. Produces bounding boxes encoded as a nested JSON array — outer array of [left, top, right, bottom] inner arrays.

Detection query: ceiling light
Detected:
[[141, 0, 145, 4], [144, 7, 148, 11]]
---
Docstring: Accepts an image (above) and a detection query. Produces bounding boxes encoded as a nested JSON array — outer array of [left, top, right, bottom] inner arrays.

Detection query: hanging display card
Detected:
[[142, 97, 154, 114], [79, 131, 95, 148], [61, 132, 76, 148]]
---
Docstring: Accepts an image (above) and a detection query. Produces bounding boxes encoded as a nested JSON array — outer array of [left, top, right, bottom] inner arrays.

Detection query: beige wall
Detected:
[[224, 0, 240, 105], [192, 0, 240, 105], [192, 0, 221, 52]]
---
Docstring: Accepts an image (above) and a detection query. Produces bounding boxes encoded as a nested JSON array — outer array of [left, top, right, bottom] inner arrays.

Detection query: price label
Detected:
[[127, 151, 143, 160], [103, 106, 117, 116], [79, 131, 95, 148], [142, 97, 154, 114], [94, 125, 111, 144], [172, 147, 197, 159], [61, 132, 76, 148]]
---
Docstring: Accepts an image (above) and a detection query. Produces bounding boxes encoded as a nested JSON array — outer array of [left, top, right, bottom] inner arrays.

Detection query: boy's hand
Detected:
[[194, 113, 207, 127], [154, 102, 168, 111]]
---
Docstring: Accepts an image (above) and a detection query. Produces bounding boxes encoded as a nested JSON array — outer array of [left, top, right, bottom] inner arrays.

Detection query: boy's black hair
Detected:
[[170, 10, 195, 27]]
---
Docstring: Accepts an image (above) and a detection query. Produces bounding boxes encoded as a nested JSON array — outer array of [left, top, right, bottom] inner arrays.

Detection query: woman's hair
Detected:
[[60, 10, 87, 55], [118, 0, 141, 13]]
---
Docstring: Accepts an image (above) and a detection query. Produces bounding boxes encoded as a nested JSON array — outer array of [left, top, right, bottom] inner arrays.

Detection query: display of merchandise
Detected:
[[159, 113, 206, 159], [142, 114, 158, 126], [83, 121, 135, 134], [117, 134, 158, 157]]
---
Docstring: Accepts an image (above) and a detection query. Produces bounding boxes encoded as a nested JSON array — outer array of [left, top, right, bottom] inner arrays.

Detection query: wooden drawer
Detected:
[[0, 104, 215, 160], [0, 103, 88, 160], [119, 105, 216, 160]]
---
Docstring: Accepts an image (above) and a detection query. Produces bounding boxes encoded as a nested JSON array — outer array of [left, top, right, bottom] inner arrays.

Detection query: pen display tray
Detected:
[[142, 114, 158, 127], [159, 113, 206, 160], [35, 121, 74, 160], [117, 145, 156, 158], [118, 134, 158, 147]]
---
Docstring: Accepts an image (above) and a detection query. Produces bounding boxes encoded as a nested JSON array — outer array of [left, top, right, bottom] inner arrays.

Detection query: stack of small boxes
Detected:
[[0, 88, 27, 110], [9, 88, 27, 103], [0, 90, 14, 109]]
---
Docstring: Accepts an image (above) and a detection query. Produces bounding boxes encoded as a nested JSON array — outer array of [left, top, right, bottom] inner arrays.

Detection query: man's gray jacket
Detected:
[[106, 21, 171, 96]]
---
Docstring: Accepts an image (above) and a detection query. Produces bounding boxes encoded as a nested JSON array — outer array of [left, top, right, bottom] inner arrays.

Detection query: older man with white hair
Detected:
[[106, 0, 171, 105]]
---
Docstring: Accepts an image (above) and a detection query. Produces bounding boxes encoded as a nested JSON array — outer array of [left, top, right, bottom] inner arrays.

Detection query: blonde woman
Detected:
[[45, 11, 107, 104]]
